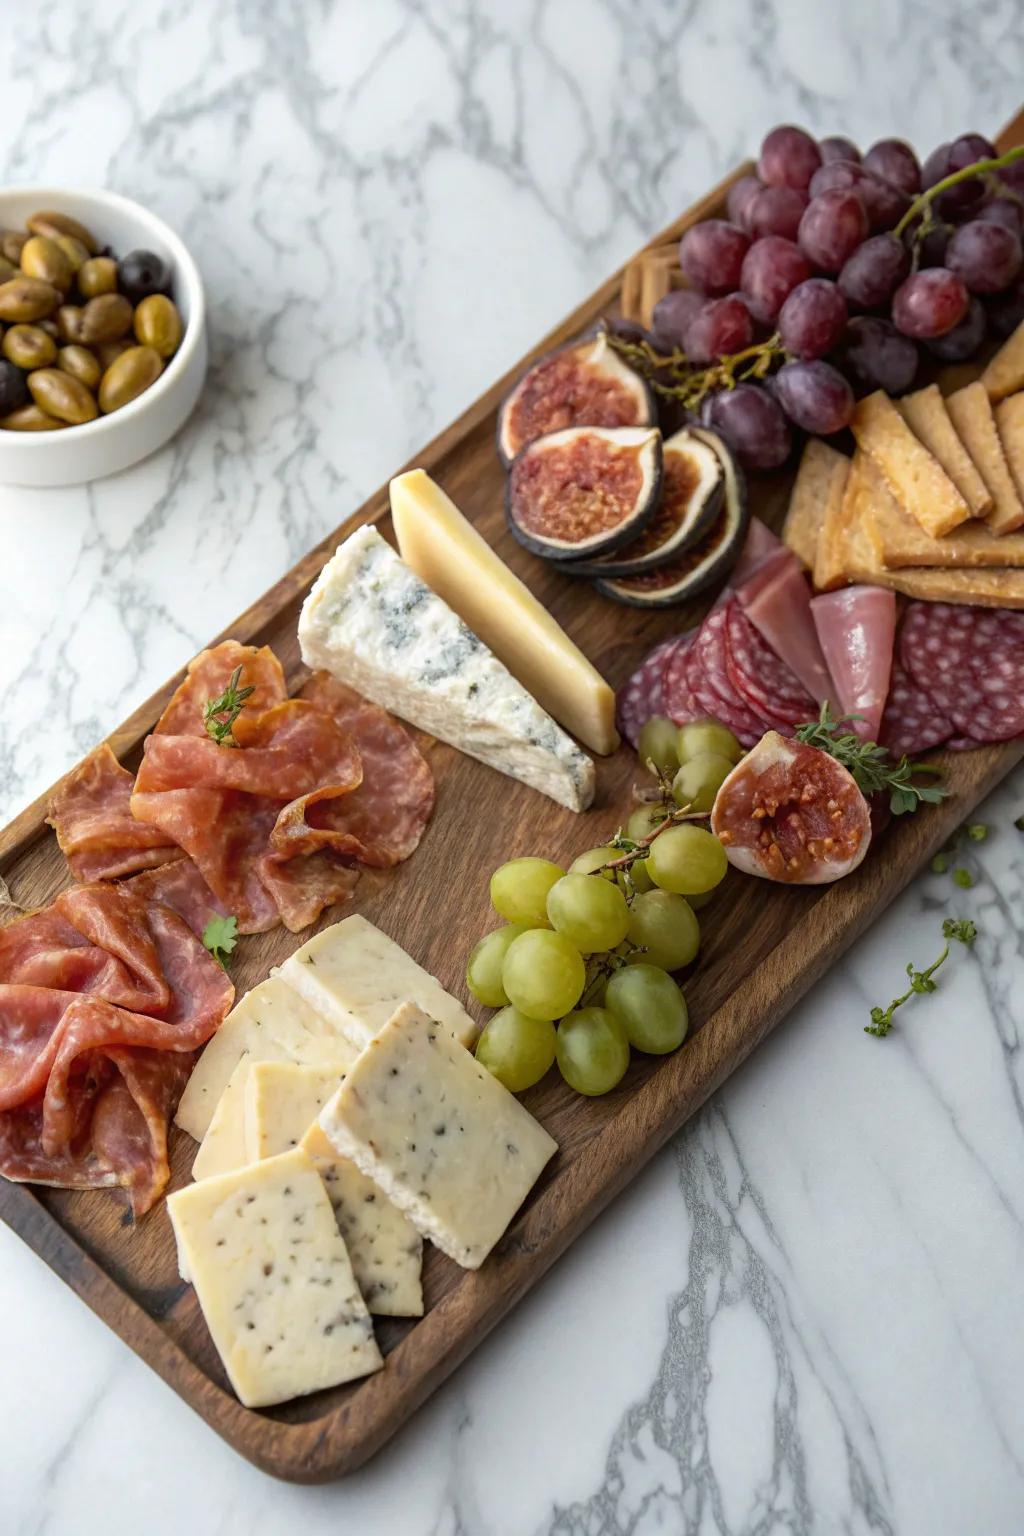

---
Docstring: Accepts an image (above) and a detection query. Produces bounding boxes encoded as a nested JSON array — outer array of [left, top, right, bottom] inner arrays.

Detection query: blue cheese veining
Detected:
[[297, 526, 595, 812]]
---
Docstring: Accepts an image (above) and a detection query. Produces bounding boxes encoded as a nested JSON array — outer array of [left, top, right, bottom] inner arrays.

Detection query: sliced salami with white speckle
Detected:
[[616, 636, 682, 746], [689, 608, 767, 746], [662, 633, 701, 725], [879, 658, 951, 758], [901, 602, 1024, 743], [945, 735, 985, 751], [724, 599, 816, 729]]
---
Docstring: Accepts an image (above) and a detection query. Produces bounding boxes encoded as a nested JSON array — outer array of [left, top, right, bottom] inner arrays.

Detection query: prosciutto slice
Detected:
[[738, 552, 836, 708], [48, 745, 178, 882], [810, 586, 897, 742]]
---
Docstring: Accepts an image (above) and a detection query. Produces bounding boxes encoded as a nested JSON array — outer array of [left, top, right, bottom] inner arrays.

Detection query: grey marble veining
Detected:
[[2, 2, 1024, 1533]]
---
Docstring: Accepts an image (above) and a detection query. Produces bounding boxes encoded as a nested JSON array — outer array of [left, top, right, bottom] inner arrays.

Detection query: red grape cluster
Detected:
[[649, 124, 1024, 470]]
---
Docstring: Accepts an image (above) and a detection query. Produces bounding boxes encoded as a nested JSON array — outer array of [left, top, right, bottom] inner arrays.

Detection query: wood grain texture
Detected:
[[2, 111, 1023, 1483]]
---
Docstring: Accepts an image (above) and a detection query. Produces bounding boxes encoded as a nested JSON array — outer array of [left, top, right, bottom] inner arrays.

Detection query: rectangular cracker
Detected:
[[783, 439, 849, 572], [897, 383, 992, 516], [860, 454, 1024, 568], [995, 392, 1024, 503], [851, 390, 970, 537], [813, 449, 865, 590], [981, 318, 1024, 403], [946, 381, 1024, 534]]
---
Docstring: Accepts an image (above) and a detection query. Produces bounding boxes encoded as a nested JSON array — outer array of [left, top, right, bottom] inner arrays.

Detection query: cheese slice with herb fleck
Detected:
[[190, 1058, 252, 1181], [167, 1148, 382, 1408], [175, 975, 358, 1142], [316, 1002, 558, 1269], [245, 1062, 423, 1317], [278, 914, 477, 1051]]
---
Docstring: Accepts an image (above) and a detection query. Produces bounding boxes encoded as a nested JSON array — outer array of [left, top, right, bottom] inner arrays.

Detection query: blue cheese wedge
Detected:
[[277, 913, 477, 1051], [297, 524, 595, 812], [175, 975, 358, 1142], [246, 1062, 423, 1317], [317, 1002, 558, 1269], [167, 1148, 382, 1408]]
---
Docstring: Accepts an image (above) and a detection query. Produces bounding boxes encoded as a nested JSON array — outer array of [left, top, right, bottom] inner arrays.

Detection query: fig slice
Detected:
[[710, 730, 871, 884], [551, 428, 723, 579], [496, 329, 655, 466], [506, 425, 662, 561]]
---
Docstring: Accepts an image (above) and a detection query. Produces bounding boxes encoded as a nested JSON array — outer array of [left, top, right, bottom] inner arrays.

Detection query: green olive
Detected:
[[80, 292, 133, 344], [52, 233, 90, 275], [3, 323, 57, 370], [133, 293, 182, 359], [76, 256, 118, 299], [92, 337, 132, 370], [56, 304, 86, 343], [20, 235, 73, 293], [0, 276, 61, 322], [28, 367, 99, 425], [0, 256, 17, 285], [57, 344, 102, 390], [98, 345, 162, 413], [26, 210, 98, 255], [38, 318, 59, 340], [0, 401, 66, 431], [0, 231, 28, 265]]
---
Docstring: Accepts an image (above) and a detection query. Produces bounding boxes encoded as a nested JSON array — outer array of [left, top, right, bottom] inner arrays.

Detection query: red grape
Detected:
[[758, 125, 822, 192], [707, 382, 792, 469], [798, 189, 869, 272], [808, 160, 907, 232], [986, 277, 1024, 339], [740, 236, 812, 324], [863, 139, 921, 196], [978, 198, 1024, 235], [820, 135, 860, 166], [922, 143, 951, 188], [683, 294, 755, 363], [678, 220, 750, 296], [892, 268, 969, 338], [945, 219, 1023, 294], [998, 157, 1024, 195], [774, 359, 854, 434], [843, 316, 919, 395], [651, 289, 707, 348], [936, 133, 994, 217], [747, 185, 807, 240], [778, 278, 848, 358], [909, 221, 952, 268], [926, 297, 987, 361], [838, 233, 910, 309], [727, 175, 764, 231]]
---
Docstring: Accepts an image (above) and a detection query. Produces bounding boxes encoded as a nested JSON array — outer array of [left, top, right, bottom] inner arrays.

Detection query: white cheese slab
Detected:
[[175, 975, 358, 1142], [277, 913, 477, 1052], [317, 1002, 558, 1269], [245, 1061, 423, 1317], [167, 1148, 382, 1408], [190, 1058, 251, 1182], [297, 524, 595, 812]]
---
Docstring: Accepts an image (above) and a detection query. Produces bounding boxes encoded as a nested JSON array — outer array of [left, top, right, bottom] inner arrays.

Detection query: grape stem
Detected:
[[893, 144, 1024, 241], [606, 328, 783, 409], [598, 802, 699, 876]]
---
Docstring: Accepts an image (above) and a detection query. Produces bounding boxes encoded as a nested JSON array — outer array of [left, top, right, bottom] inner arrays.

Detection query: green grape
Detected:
[[502, 928, 586, 1021], [475, 1006, 557, 1092], [546, 873, 630, 954], [647, 824, 728, 896], [685, 887, 715, 911], [676, 718, 743, 766], [626, 804, 671, 841], [466, 924, 528, 1007], [605, 964, 688, 1054], [671, 752, 734, 813], [570, 844, 653, 891], [489, 857, 565, 927], [555, 1007, 630, 1095], [627, 889, 700, 970], [637, 715, 680, 777]]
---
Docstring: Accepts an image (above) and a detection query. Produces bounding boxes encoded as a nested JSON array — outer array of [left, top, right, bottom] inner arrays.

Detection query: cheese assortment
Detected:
[[297, 524, 596, 812]]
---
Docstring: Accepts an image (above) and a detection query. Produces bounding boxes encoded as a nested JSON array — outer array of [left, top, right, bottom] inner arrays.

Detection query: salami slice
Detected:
[[689, 609, 768, 747], [616, 636, 680, 746], [901, 602, 1024, 744], [724, 600, 816, 729], [946, 735, 985, 751], [879, 658, 951, 758], [662, 633, 702, 725]]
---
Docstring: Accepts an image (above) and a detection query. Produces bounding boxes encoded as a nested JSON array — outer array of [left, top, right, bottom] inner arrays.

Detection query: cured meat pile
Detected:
[[886, 604, 1024, 753], [48, 641, 435, 934], [0, 863, 233, 1214]]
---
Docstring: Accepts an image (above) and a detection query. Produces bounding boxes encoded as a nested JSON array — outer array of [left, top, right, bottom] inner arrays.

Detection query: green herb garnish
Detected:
[[202, 913, 238, 969], [202, 665, 255, 747], [795, 703, 949, 816], [953, 867, 974, 889], [930, 853, 948, 874], [966, 823, 988, 842], [866, 917, 977, 1037]]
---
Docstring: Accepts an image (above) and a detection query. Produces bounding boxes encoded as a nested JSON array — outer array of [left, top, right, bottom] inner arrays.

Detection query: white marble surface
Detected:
[[2, 1, 1024, 1531]]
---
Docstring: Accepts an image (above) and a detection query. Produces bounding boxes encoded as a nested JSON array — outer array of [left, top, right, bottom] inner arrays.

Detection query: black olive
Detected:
[[0, 359, 29, 414], [117, 248, 170, 304]]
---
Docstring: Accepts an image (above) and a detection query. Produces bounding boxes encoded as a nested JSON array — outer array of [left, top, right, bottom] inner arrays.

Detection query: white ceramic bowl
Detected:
[[0, 186, 207, 486]]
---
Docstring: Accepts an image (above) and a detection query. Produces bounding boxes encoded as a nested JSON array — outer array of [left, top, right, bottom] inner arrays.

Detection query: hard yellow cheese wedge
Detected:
[[390, 468, 619, 755]]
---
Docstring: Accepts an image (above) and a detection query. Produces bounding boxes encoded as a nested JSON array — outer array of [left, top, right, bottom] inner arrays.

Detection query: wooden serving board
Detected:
[[3, 111, 1024, 1483]]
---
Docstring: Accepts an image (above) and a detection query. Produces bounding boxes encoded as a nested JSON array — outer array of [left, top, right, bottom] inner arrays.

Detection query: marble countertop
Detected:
[[2, 2, 1024, 1532]]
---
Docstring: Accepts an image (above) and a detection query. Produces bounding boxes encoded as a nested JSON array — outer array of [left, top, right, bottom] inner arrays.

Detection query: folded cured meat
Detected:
[[810, 586, 897, 742], [48, 744, 179, 882]]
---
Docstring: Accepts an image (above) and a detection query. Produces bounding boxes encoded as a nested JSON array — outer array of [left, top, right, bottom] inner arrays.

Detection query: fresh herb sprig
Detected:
[[795, 702, 948, 816], [203, 665, 255, 747], [202, 913, 238, 969], [866, 917, 977, 1037]]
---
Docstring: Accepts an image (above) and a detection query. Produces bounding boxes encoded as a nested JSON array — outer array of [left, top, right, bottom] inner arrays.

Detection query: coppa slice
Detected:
[[167, 1148, 382, 1408], [506, 425, 662, 561], [298, 526, 595, 813], [496, 329, 654, 465], [277, 914, 478, 1052], [811, 586, 896, 742], [317, 1002, 558, 1270], [390, 468, 618, 755]]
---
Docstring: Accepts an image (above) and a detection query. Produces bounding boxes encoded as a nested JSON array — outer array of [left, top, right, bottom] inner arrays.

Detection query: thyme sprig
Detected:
[[794, 703, 948, 816], [202, 665, 255, 747], [865, 918, 977, 1037]]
